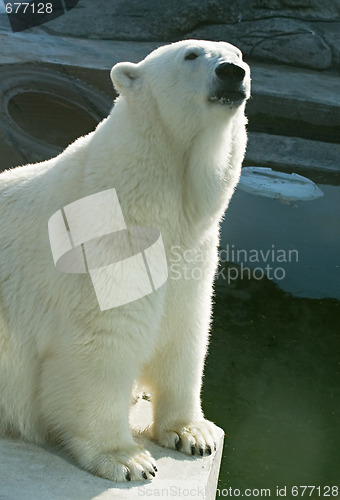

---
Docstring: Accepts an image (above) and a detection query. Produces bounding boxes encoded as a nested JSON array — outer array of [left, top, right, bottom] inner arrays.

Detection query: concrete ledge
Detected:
[[0, 399, 224, 500], [246, 132, 340, 175]]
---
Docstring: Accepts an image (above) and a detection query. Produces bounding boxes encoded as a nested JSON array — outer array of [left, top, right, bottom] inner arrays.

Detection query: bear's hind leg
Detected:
[[39, 338, 157, 481]]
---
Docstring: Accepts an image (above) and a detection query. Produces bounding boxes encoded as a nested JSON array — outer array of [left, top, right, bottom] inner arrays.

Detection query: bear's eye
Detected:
[[184, 52, 199, 61]]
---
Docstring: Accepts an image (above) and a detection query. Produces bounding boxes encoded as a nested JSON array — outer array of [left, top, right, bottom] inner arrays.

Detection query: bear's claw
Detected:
[[153, 419, 218, 457], [85, 446, 157, 482]]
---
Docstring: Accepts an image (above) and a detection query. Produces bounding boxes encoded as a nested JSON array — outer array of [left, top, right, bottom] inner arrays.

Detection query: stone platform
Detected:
[[0, 399, 224, 500]]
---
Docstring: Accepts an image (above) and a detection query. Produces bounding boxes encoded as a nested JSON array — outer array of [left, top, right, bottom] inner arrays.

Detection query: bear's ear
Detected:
[[110, 62, 142, 94]]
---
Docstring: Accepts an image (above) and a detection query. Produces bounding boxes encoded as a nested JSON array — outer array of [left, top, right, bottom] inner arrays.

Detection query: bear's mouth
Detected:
[[209, 89, 246, 106]]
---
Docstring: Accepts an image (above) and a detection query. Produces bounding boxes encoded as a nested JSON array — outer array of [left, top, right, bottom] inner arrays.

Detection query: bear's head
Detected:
[[110, 40, 251, 144]]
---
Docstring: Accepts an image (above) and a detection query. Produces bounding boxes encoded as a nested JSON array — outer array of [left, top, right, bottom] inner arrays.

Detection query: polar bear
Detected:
[[0, 40, 250, 481]]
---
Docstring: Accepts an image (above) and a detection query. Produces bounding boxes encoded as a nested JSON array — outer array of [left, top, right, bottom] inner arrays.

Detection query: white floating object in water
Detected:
[[238, 166, 324, 201]]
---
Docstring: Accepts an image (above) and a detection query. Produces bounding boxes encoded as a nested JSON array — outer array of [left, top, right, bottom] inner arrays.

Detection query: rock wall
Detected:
[[47, 0, 340, 70]]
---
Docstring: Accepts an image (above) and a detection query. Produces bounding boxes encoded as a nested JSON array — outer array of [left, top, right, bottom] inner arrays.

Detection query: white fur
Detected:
[[0, 40, 250, 481]]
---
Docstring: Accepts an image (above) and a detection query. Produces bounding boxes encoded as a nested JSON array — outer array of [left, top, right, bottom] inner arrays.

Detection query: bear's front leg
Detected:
[[143, 275, 220, 456], [39, 336, 157, 481]]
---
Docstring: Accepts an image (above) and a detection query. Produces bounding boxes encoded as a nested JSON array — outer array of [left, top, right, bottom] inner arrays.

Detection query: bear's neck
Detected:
[[183, 117, 243, 230], [87, 97, 189, 186], [84, 97, 245, 233]]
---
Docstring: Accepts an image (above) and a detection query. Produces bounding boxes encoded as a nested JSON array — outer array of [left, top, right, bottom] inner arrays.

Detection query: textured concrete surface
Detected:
[[0, 20, 157, 67], [0, 399, 224, 500], [189, 18, 334, 70], [28, 0, 340, 70], [246, 133, 340, 174]]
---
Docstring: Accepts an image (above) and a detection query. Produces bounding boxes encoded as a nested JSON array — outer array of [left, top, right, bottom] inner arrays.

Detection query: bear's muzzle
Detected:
[[210, 62, 248, 106]]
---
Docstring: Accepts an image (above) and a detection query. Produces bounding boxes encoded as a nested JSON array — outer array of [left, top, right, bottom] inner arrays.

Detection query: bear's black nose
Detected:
[[215, 63, 245, 83]]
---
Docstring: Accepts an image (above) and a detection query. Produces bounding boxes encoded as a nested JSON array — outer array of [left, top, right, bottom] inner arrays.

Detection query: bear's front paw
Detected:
[[153, 419, 218, 456], [86, 445, 158, 482]]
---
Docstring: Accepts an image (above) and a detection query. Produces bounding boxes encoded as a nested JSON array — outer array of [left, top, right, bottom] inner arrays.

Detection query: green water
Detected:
[[202, 273, 340, 497]]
